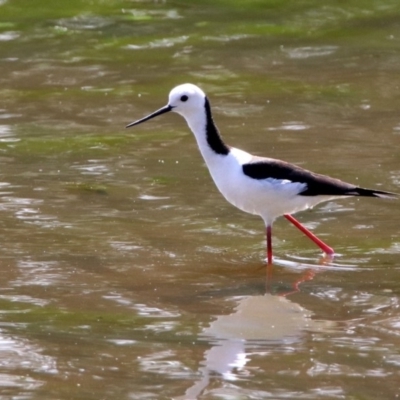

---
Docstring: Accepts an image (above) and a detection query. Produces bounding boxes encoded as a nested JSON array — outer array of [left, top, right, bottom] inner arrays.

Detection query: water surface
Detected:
[[0, 0, 399, 399]]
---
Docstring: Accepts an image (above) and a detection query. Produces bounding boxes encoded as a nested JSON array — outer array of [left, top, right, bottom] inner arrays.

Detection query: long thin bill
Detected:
[[126, 105, 172, 128]]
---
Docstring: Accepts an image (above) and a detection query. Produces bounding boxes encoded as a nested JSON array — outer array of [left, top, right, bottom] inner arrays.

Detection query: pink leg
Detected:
[[266, 225, 273, 265], [284, 214, 334, 255]]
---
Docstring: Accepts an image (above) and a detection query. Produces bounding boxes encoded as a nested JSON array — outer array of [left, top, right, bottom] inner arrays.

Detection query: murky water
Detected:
[[0, 0, 399, 399]]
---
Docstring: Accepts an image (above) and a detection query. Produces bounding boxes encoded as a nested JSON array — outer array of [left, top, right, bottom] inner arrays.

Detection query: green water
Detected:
[[0, 0, 399, 399]]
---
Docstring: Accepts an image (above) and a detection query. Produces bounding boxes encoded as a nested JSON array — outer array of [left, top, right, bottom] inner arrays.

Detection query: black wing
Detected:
[[242, 158, 394, 197]]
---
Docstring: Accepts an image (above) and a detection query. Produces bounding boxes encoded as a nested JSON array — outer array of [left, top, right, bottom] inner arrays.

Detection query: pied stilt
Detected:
[[126, 83, 397, 264]]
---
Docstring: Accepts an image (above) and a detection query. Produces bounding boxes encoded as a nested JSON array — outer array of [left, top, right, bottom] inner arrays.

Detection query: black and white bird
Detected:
[[126, 83, 396, 264]]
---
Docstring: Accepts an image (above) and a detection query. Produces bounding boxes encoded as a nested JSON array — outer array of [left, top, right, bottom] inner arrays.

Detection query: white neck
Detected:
[[185, 111, 215, 161]]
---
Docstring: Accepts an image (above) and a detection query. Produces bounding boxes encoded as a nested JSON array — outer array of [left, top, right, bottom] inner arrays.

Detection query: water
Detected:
[[0, 0, 399, 398]]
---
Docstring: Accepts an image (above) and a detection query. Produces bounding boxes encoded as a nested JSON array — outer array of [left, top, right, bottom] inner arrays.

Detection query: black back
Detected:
[[242, 158, 390, 197]]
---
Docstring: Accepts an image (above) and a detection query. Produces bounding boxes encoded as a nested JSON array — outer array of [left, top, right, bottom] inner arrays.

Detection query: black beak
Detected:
[[126, 105, 173, 128]]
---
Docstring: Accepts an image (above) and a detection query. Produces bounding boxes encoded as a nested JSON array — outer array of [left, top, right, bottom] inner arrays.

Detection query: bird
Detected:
[[126, 83, 397, 264]]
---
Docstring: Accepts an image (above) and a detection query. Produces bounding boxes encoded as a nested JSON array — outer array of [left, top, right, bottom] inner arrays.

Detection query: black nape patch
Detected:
[[204, 97, 230, 156]]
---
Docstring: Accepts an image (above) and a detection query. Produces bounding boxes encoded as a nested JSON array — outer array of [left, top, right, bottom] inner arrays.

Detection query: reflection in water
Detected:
[[181, 268, 331, 399]]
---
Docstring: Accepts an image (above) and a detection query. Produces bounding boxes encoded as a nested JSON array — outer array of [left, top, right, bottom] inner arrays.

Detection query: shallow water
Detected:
[[0, 0, 399, 399]]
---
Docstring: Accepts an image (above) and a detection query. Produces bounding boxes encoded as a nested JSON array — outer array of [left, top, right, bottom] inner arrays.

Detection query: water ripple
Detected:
[[125, 36, 188, 50], [0, 31, 19, 41], [12, 260, 63, 287], [55, 15, 114, 30], [281, 45, 338, 59], [0, 330, 57, 391], [0, 125, 19, 142], [138, 350, 191, 377]]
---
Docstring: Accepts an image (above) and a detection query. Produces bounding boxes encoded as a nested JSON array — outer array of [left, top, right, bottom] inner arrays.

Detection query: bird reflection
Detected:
[[178, 265, 327, 400]]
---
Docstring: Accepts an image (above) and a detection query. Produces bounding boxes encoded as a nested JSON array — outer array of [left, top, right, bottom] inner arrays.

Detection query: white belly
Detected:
[[203, 148, 336, 225]]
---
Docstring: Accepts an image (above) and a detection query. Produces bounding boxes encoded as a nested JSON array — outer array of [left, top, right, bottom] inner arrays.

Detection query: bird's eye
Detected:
[[180, 95, 188, 102]]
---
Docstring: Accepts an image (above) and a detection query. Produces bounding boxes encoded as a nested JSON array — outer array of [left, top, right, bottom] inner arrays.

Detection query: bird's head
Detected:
[[126, 83, 206, 128]]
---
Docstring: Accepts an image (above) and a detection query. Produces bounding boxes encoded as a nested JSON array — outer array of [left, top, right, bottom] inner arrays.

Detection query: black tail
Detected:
[[348, 187, 398, 199]]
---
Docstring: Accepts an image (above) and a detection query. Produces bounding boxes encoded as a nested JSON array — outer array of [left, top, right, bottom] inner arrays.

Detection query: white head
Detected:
[[126, 83, 207, 128], [168, 83, 206, 117]]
